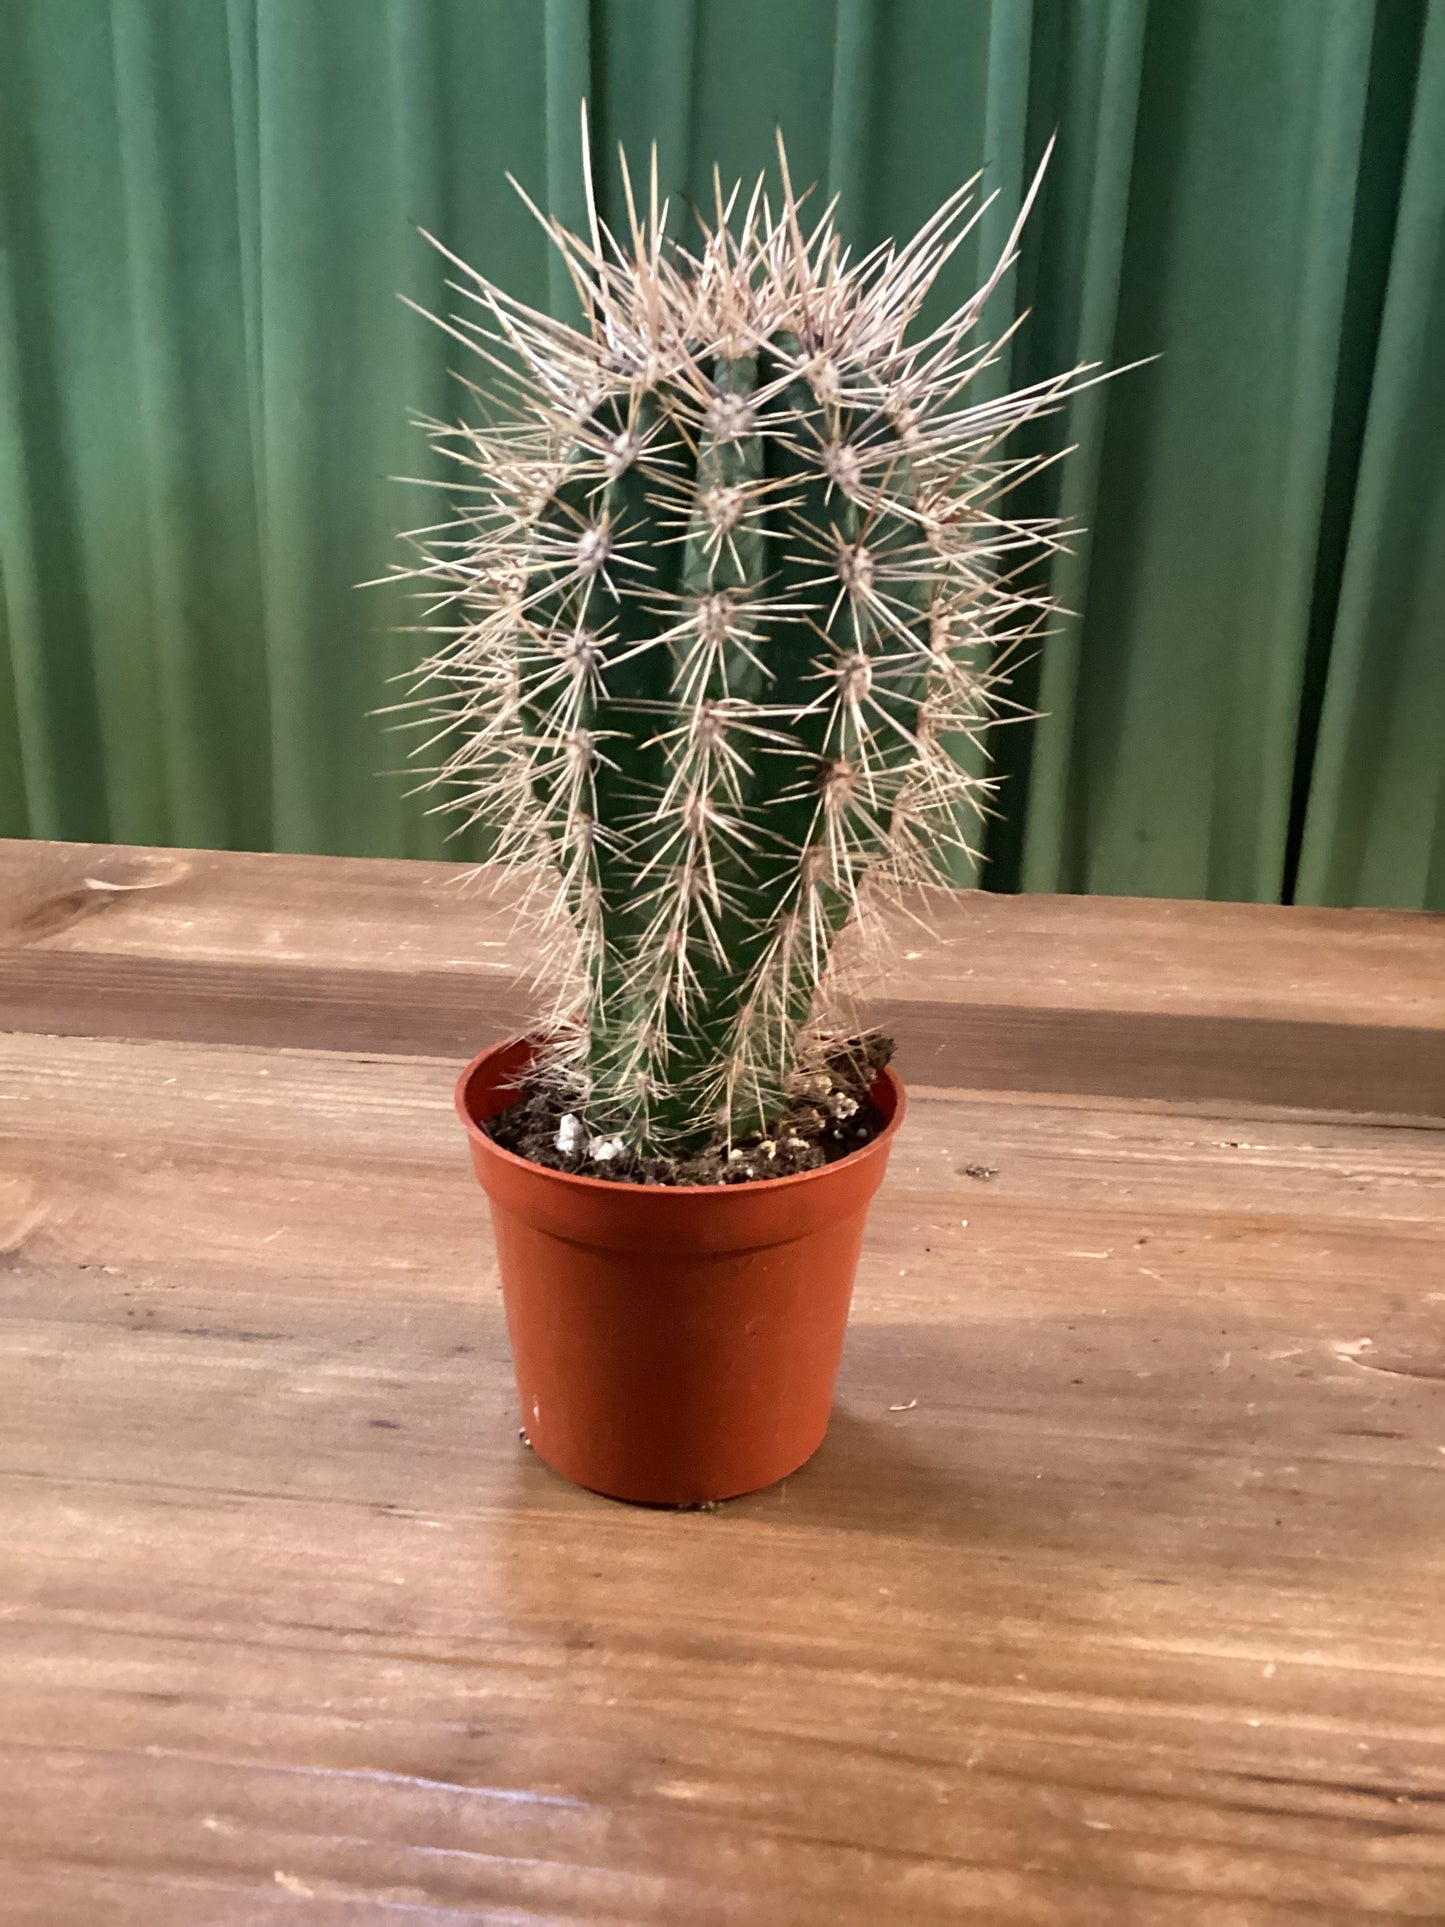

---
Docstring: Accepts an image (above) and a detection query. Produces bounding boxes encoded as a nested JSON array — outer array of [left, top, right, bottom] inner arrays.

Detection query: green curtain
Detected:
[[0, 0, 1440, 905]]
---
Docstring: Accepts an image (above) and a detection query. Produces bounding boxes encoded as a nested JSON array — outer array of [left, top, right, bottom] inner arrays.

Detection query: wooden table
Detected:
[[3, 839, 1444, 1925]]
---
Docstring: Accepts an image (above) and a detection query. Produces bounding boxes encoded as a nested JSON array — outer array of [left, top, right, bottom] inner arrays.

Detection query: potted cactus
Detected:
[[397, 136, 1085, 1504]]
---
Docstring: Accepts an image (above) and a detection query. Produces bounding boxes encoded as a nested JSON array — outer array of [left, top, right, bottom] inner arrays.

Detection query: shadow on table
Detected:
[[728, 1307, 1441, 1566]]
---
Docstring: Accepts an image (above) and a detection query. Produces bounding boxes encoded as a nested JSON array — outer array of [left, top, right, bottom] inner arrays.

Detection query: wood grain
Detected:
[[3, 840, 1445, 1921], [3, 1023, 1445, 1922], [4, 838, 1444, 1116]]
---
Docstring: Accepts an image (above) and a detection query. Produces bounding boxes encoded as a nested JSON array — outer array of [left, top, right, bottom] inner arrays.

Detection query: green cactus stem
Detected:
[[393, 132, 1096, 1154]]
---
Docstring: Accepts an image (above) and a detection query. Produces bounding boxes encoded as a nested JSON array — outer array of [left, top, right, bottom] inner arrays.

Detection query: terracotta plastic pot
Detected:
[[455, 1037, 906, 1505]]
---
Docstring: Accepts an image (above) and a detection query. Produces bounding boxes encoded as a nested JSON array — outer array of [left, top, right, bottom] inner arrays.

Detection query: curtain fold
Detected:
[[1295, 0, 1445, 910], [0, 0, 1440, 904], [1015, 0, 1377, 899]]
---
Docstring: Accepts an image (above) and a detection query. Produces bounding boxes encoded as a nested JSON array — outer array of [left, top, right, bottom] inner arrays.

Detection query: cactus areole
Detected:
[[398, 131, 1090, 1164]]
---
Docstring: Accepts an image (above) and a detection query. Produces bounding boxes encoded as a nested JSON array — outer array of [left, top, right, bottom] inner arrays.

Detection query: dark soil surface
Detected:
[[484, 1035, 895, 1186]]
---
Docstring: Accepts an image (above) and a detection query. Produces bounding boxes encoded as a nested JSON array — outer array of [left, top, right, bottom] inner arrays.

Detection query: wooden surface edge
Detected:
[[3, 837, 1444, 1119]]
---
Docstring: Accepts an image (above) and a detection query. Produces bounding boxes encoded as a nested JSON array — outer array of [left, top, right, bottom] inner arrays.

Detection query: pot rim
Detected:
[[455, 1035, 907, 1199]]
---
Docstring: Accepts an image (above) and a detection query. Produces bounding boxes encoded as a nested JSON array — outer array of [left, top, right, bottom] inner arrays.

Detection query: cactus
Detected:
[[395, 135, 1091, 1155]]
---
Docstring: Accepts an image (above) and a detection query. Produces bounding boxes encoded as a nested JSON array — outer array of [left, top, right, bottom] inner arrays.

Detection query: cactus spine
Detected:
[[398, 136, 1089, 1154]]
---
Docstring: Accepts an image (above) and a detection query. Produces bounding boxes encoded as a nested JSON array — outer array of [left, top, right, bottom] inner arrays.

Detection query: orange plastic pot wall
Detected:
[[456, 1038, 906, 1505]]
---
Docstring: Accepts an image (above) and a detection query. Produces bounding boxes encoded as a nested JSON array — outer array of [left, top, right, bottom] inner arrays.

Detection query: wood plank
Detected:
[[3, 1030, 1444, 1922], [4, 838, 1444, 1115]]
